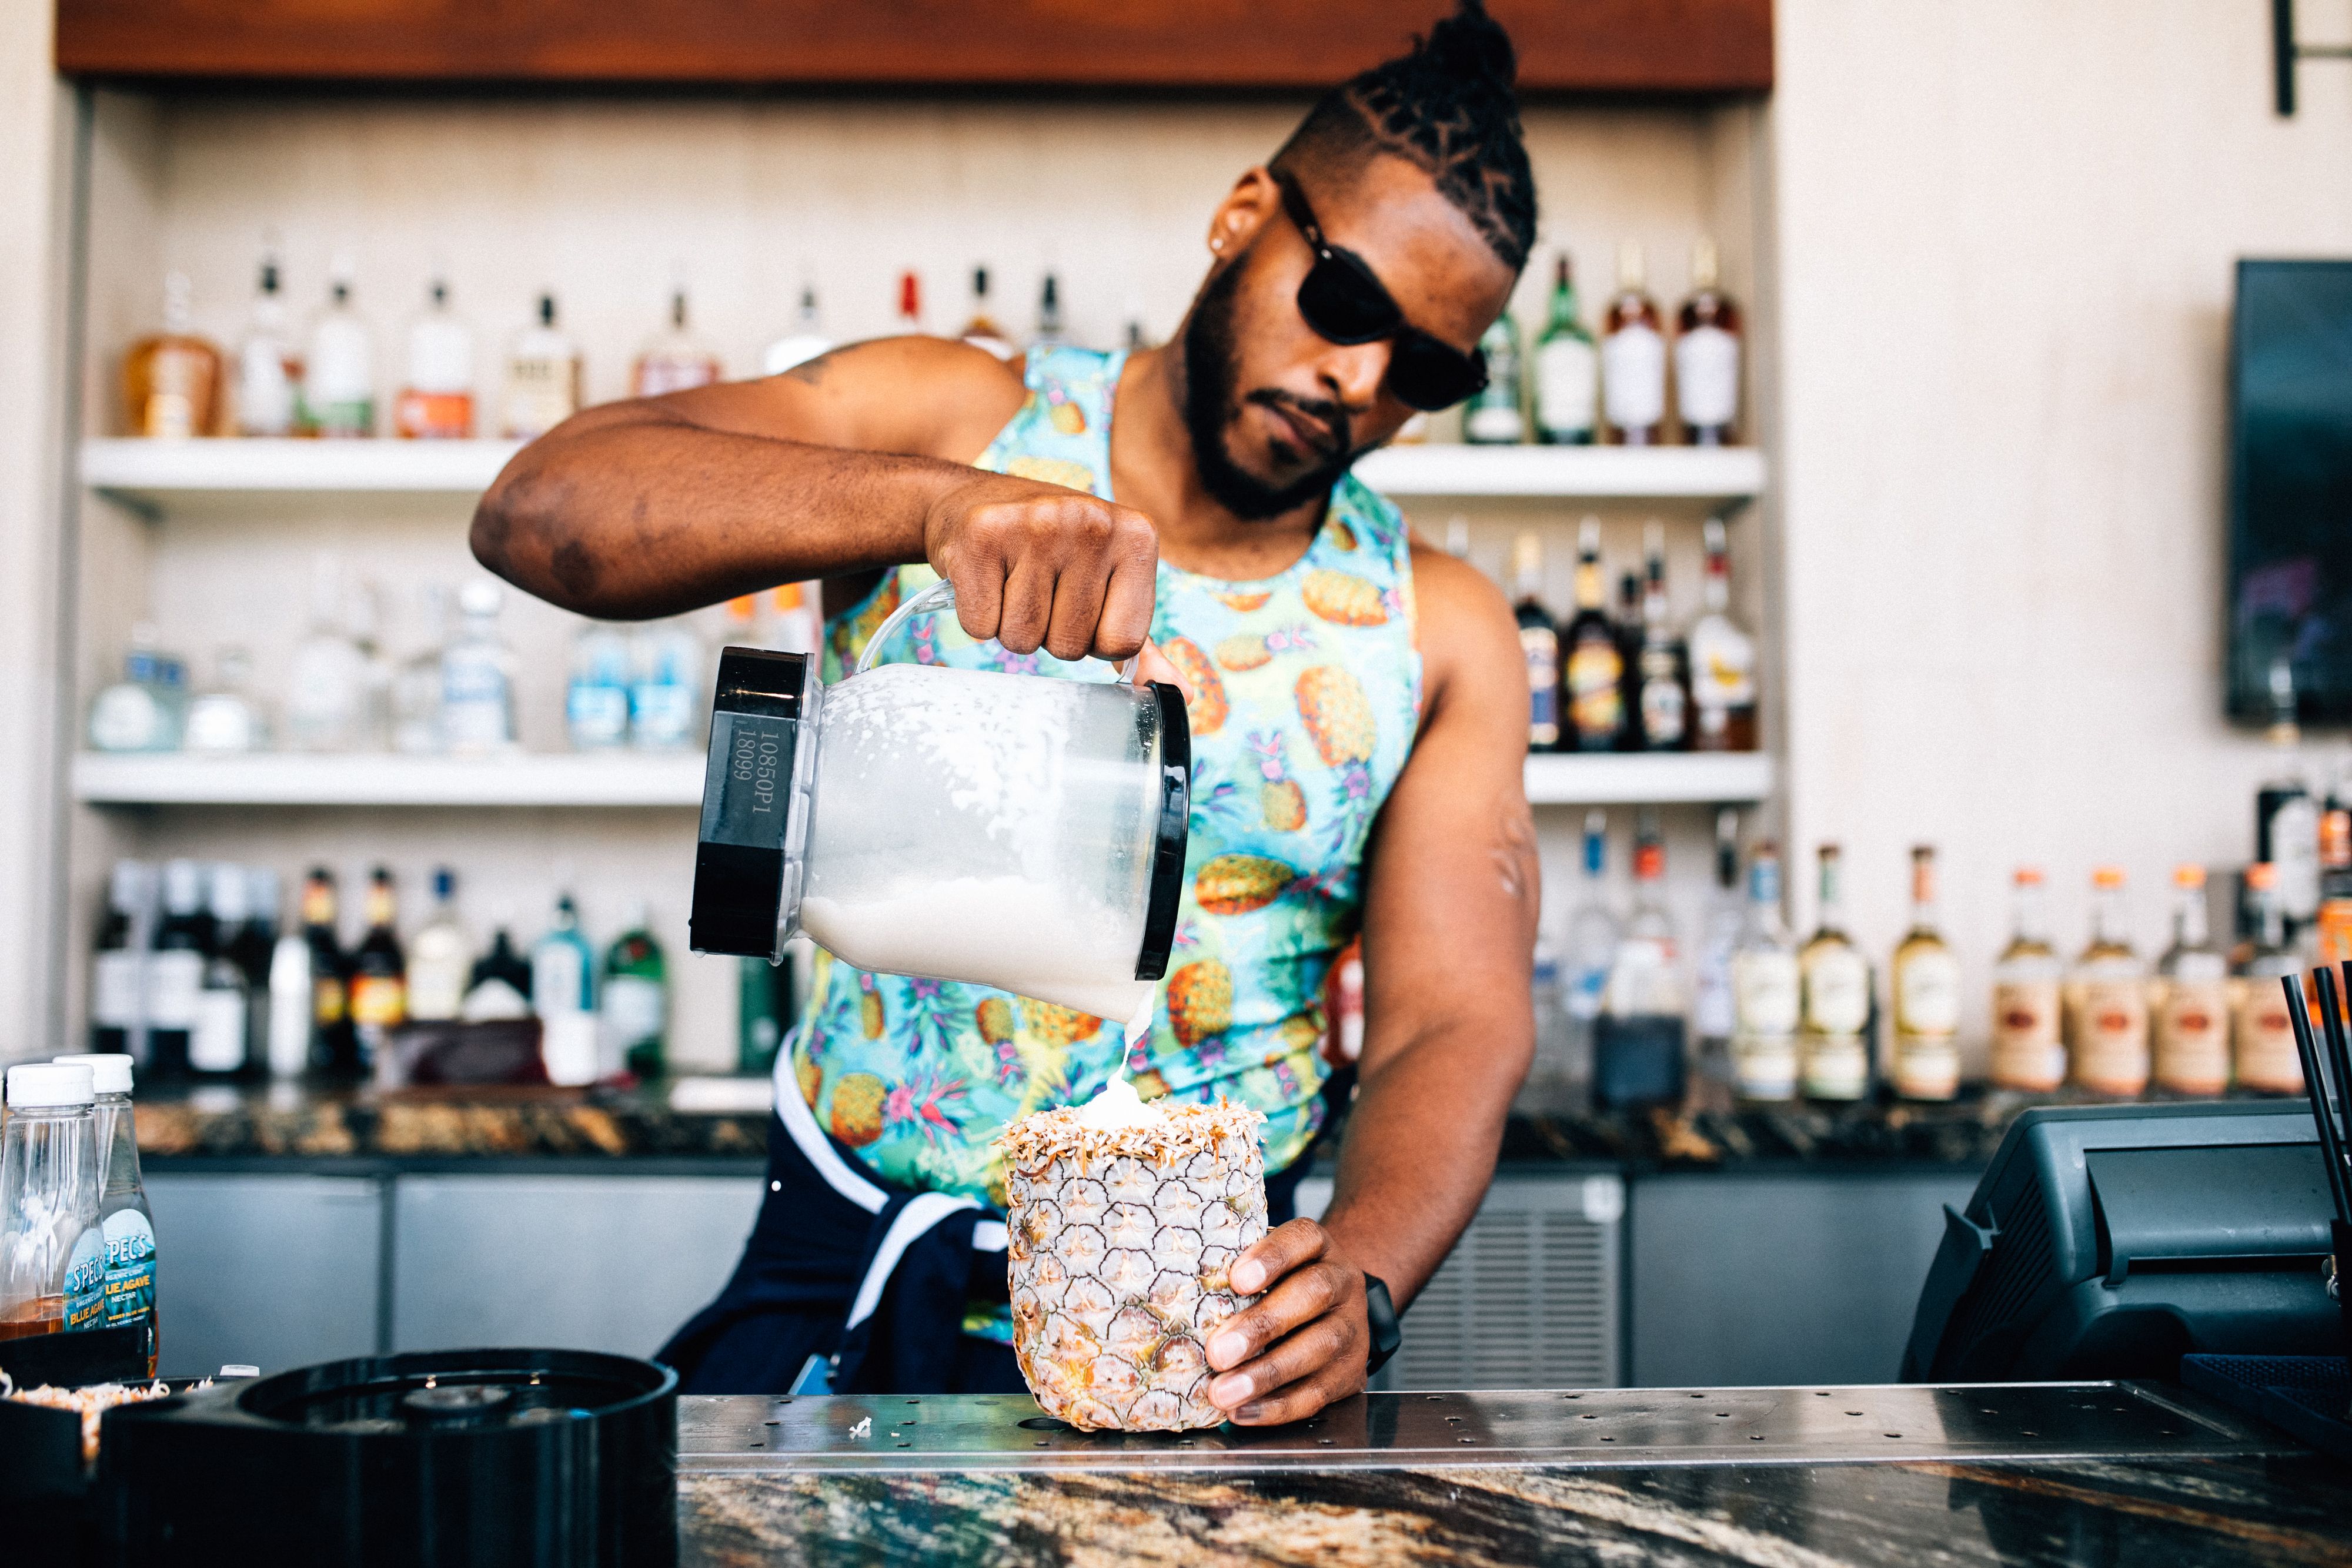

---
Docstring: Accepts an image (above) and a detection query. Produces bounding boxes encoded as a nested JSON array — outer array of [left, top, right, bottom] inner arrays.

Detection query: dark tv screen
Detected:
[[2230, 259, 2352, 724]]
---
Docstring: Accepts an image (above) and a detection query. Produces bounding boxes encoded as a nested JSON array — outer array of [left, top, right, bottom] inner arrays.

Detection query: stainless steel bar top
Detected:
[[677, 1381, 2293, 1475]]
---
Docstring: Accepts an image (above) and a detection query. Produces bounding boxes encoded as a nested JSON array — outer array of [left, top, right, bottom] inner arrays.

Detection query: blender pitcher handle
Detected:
[[852, 576, 1138, 683]]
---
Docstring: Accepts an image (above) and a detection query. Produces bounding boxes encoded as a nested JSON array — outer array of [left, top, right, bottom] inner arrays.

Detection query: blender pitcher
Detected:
[[689, 579, 1190, 1024]]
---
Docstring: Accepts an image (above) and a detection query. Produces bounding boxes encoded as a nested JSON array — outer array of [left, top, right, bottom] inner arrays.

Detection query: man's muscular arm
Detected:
[[1205, 546, 1538, 1423], [470, 337, 1162, 664]]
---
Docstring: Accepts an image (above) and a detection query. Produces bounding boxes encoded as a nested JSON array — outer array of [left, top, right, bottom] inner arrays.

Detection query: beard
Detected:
[[1178, 255, 1361, 521]]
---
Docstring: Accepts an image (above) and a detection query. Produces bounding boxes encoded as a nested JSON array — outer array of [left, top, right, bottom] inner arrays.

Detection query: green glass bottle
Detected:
[[1462, 306, 1525, 444], [1533, 252, 1598, 444], [601, 901, 668, 1080]]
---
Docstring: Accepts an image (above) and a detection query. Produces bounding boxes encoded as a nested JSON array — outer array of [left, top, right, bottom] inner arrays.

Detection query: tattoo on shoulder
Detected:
[[781, 350, 839, 388]]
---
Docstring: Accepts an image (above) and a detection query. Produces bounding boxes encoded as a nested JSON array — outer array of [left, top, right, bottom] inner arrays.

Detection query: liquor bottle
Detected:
[[2233, 862, 2307, 1094], [302, 264, 376, 439], [124, 272, 224, 439], [1593, 811, 1686, 1109], [761, 287, 831, 377], [960, 268, 1014, 360], [2069, 865, 2149, 1098], [1691, 808, 1745, 1091], [86, 627, 188, 754], [897, 271, 924, 335], [1730, 841, 1801, 1101], [285, 556, 370, 753], [2256, 659, 2323, 937], [0, 1062, 103, 1342], [1463, 303, 1525, 444], [632, 290, 724, 396], [1635, 521, 1689, 752], [91, 862, 151, 1061], [1798, 844, 1872, 1101], [392, 585, 449, 755], [441, 581, 518, 755], [1563, 810, 1619, 1074], [1509, 533, 1562, 751], [1562, 519, 1626, 752], [503, 293, 582, 440], [1532, 252, 1599, 444], [266, 901, 313, 1079], [1601, 240, 1667, 446], [1034, 273, 1067, 351], [394, 278, 476, 439], [407, 868, 470, 1023], [2320, 799, 2352, 971], [600, 902, 669, 1080], [299, 867, 358, 1078], [1674, 238, 1742, 446], [52, 1053, 157, 1375], [1615, 570, 1645, 748], [1688, 517, 1758, 752], [145, 860, 212, 1081], [183, 646, 269, 754], [1889, 845, 1962, 1101], [2151, 863, 2230, 1096], [1989, 866, 2065, 1092], [769, 582, 823, 658], [234, 252, 301, 437], [348, 868, 407, 1075], [465, 917, 536, 1021], [236, 868, 281, 991], [189, 864, 252, 1079], [629, 618, 704, 752], [535, 894, 599, 1087], [348, 578, 396, 752], [568, 618, 634, 750]]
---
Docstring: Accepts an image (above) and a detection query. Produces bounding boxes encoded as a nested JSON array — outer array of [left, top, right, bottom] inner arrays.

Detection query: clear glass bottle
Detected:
[[1510, 533, 1561, 751], [1563, 517, 1627, 752], [1691, 808, 1746, 1096], [0, 1062, 103, 1341], [124, 272, 224, 439], [87, 625, 188, 754], [960, 267, 1014, 360], [406, 867, 470, 1023], [1687, 517, 1758, 753], [145, 858, 212, 1081], [1532, 251, 1598, 444], [1673, 236, 1742, 446], [184, 645, 269, 754], [392, 584, 450, 755], [567, 619, 634, 750], [1523, 922, 1576, 1112], [1601, 240, 1667, 445], [1730, 841, 1801, 1102], [534, 894, 599, 1087], [1634, 521, 1689, 751], [189, 863, 253, 1079], [1799, 844, 1872, 1101], [2234, 862, 2308, 1094], [762, 286, 832, 377], [2151, 863, 2230, 1095], [1563, 810, 1619, 1079], [503, 293, 583, 440], [394, 278, 476, 439], [1890, 845, 1962, 1101], [266, 902, 314, 1080], [600, 901, 669, 1080], [91, 861, 151, 1060], [348, 867, 407, 1076], [629, 618, 705, 752], [2069, 865, 2149, 1097], [632, 289, 724, 397], [441, 581, 518, 755], [1462, 304, 1525, 444], [234, 252, 302, 437], [48, 1054, 156, 1373], [1989, 866, 2065, 1092], [302, 263, 376, 439], [285, 557, 369, 753], [1594, 811, 1686, 1109]]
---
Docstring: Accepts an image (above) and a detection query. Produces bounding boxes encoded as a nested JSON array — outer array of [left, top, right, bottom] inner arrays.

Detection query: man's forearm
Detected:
[[1315, 1018, 1526, 1306], [472, 412, 963, 620]]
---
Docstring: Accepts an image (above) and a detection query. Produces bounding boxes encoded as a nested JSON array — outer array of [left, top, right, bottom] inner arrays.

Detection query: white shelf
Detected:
[[1522, 751, 1773, 805], [73, 748, 1767, 809], [71, 751, 705, 808], [1355, 443, 1765, 502]]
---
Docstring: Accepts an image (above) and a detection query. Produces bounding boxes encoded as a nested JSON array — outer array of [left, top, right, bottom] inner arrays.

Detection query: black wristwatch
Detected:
[[1362, 1273, 1402, 1376]]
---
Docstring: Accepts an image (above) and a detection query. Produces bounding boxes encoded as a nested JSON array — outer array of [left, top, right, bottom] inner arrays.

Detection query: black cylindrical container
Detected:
[[96, 1348, 676, 1567]]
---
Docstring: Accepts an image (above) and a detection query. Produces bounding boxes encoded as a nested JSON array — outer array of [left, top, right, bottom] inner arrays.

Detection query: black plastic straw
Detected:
[[2286, 972, 2352, 1225], [2318, 966, 2352, 1149]]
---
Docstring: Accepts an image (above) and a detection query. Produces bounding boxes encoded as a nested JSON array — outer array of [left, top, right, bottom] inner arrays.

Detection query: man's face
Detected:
[[1178, 154, 1518, 521]]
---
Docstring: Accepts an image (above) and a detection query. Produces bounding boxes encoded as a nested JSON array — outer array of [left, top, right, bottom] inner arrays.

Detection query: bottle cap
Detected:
[[163, 858, 205, 914], [2013, 865, 2044, 887], [2247, 861, 2278, 891], [7, 1061, 95, 1109], [53, 1052, 133, 1094], [209, 861, 252, 922], [2173, 863, 2207, 890], [2093, 865, 2127, 890]]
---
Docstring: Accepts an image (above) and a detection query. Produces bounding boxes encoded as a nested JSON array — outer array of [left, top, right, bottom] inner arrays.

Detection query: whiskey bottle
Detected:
[[300, 867, 358, 1079], [1798, 844, 1871, 1101], [348, 867, 407, 1077], [1673, 237, 1742, 445], [124, 272, 224, 439], [1532, 252, 1598, 444], [1889, 845, 1962, 1101], [1601, 240, 1666, 445], [1730, 841, 1800, 1102], [1687, 517, 1758, 751], [1510, 533, 1562, 751], [1634, 521, 1689, 752], [1989, 866, 2064, 1092], [1563, 519, 1628, 752], [2151, 863, 2229, 1096], [2233, 862, 2307, 1094], [2068, 866, 2149, 1098]]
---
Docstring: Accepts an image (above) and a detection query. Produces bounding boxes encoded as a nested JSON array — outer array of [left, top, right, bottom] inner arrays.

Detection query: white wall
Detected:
[[1772, 0, 2352, 1069]]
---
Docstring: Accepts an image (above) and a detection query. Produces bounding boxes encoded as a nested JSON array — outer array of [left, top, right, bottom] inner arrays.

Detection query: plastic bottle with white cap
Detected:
[[0, 1061, 104, 1340], [54, 1051, 159, 1374]]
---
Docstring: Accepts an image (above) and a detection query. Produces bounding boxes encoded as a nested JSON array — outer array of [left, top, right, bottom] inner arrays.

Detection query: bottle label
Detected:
[[1732, 950, 1801, 1035], [1464, 401, 1525, 444], [1990, 978, 2063, 1089], [1638, 648, 1686, 747], [1521, 627, 1560, 747], [1601, 324, 1667, 430], [394, 389, 475, 439], [504, 359, 580, 440], [313, 972, 347, 1026], [1689, 622, 1758, 708], [238, 343, 297, 436], [1802, 948, 1869, 1035], [1732, 1032, 1798, 1100], [102, 1209, 157, 1329], [1892, 1034, 1959, 1100], [190, 986, 249, 1072], [1534, 336, 1598, 440], [93, 950, 144, 1029], [350, 974, 407, 1028], [2153, 977, 2230, 1094], [603, 974, 667, 1048], [62, 1226, 108, 1332], [568, 682, 631, 748], [1800, 1034, 1869, 1099], [2270, 795, 2323, 922], [1565, 641, 1625, 740], [306, 396, 375, 439], [534, 945, 587, 1017], [2236, 978, 2306, 1093], [2074, 978, 2150, 1095], [1895, 949, 1962, 1035], [1674, 323, 1740, 430], [443, 655, 514, 750], [89, 684, 170, 753], [631, 683, 697, 750], [145, 950, 204, 1029]]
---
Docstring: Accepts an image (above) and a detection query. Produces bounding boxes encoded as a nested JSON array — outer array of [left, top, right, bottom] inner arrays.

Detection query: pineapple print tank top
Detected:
[[793, 346, 1422, 1211]]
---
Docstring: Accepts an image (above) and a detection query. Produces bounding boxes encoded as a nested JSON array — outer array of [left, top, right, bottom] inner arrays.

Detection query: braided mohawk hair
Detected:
[[1271, 0, 1537, 272]]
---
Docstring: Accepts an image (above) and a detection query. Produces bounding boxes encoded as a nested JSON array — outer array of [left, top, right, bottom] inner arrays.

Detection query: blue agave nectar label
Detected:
[[103, 1209, 158, 1328], [62, 1226, 107, 1331]]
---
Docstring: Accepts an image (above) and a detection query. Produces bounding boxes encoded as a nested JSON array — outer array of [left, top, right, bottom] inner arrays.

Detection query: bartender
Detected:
[[473, 0, 1537, 1426]]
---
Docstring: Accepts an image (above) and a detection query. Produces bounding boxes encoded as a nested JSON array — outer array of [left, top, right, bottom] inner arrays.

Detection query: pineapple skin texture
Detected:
[[1006, 1134, 1267, 1432]]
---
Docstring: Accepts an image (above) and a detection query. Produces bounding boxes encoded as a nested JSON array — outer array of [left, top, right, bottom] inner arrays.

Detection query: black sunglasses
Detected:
[[1272, 170, 1489, 412]]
